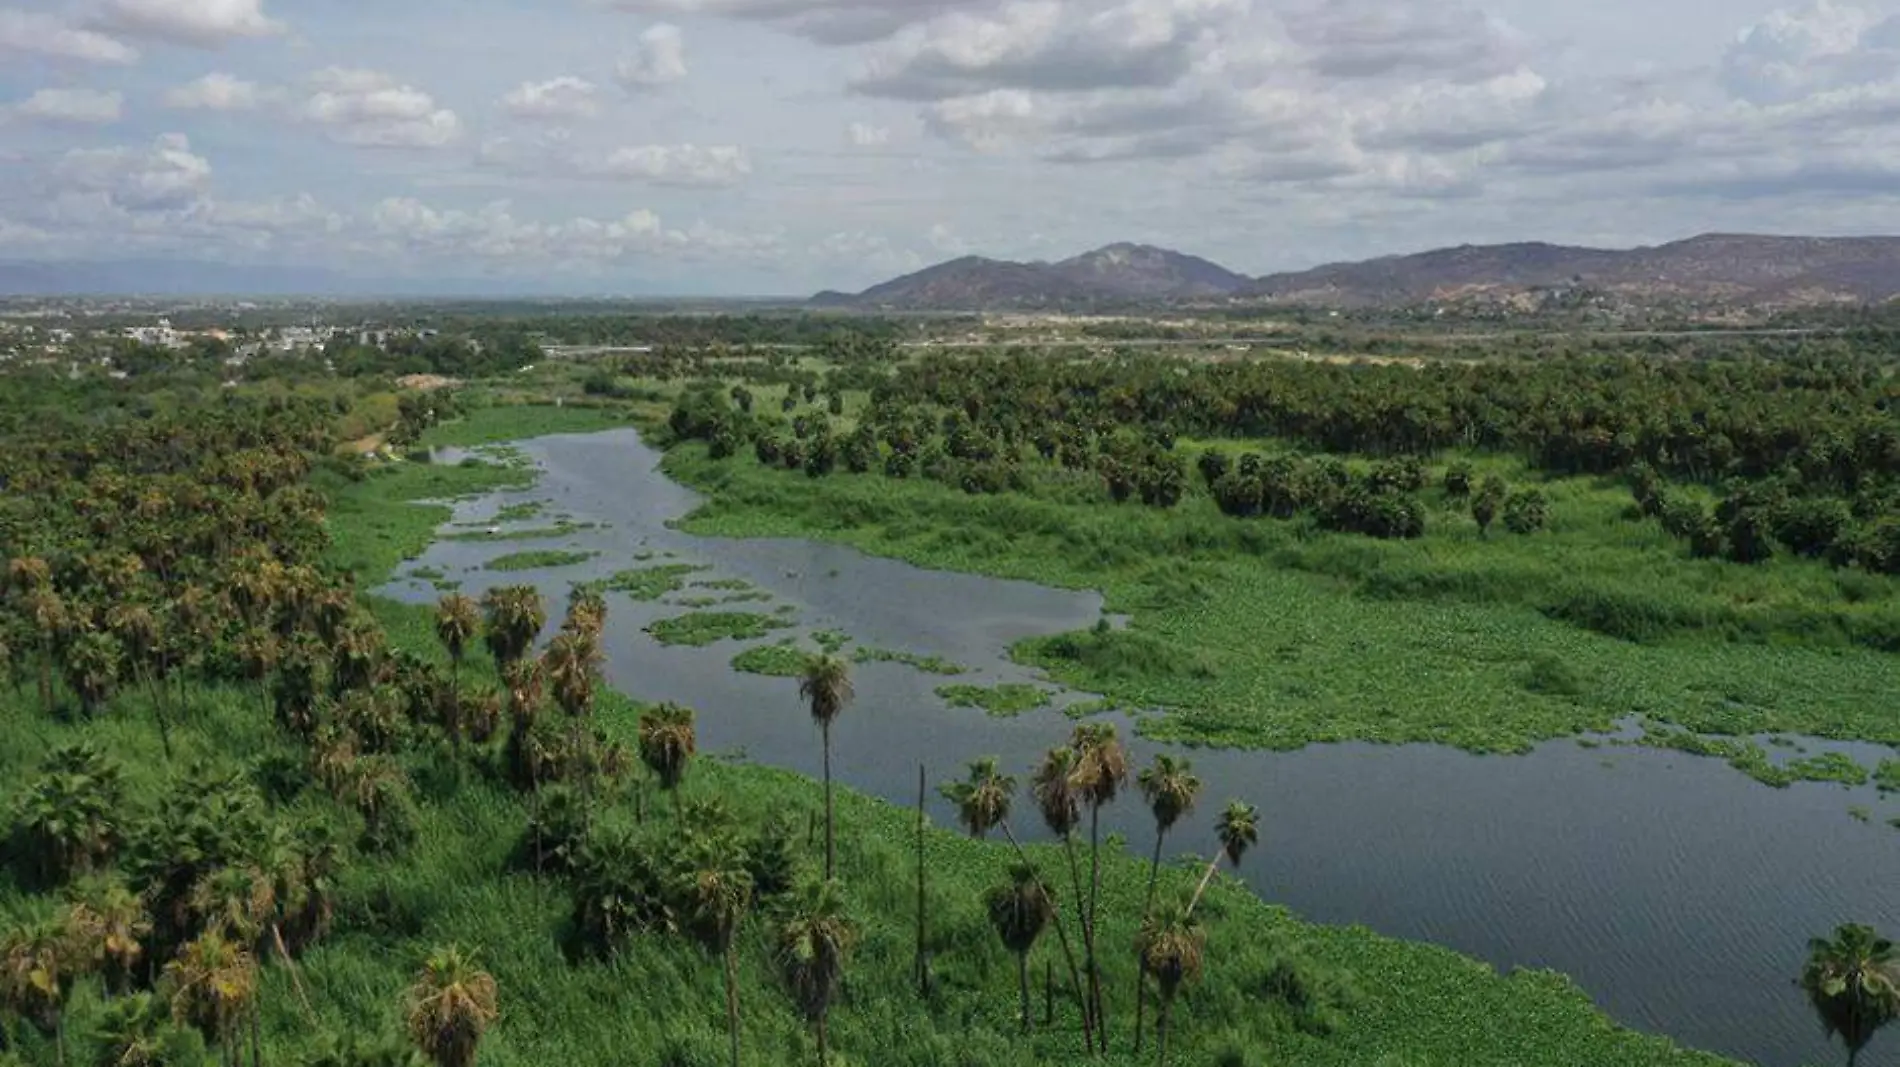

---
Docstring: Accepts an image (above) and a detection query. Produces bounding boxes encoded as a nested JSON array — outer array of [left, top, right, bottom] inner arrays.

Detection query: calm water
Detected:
[[387, 430, 1900, 1067]]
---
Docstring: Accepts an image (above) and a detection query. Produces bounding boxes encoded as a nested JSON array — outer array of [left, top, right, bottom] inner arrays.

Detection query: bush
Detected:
[[1502, 488, 1549, 534], [1443, 461, 1474, 497]]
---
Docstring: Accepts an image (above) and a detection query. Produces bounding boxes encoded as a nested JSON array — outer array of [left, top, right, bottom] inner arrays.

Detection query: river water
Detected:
[[385, 429, 1900, 1067]]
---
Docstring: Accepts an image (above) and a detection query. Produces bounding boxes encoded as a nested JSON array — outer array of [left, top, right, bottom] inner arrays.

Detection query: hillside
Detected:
[[813, 243, 1250, 310]]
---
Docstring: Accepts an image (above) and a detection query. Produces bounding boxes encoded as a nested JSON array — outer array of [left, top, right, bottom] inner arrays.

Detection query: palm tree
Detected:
[[677, 843, 754, 1067], [1135, 898, 1204, 1067], [1189, 801, 1259, 915], [481, 585, 545, 675], [776, 880, 856, 1067], [66, 878, 152, 994], [1033, 744, 1096, 1050], [1133, 754, 1201, 1051], [163, 930, 257, 1067], [433, 595, 479, 690], [1801, 923, 1900, 1067], [637, 702, 697, 822], [62, 629, 125, 718], [941, 757, 1015, 839], [404, 946, 498, 1067], [93, 991, 202, 1067], [13, 743, 126, 885], [798, 656, 854, 880], [544, 631, 597, 719], [1068, 723, 1127, 1044], [1, 918, 77, 1065], [987, 863, 1054, 1034]]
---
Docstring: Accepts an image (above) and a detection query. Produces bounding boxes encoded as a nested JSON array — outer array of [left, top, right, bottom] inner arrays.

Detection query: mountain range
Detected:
[[812, 234, 1900, 310]]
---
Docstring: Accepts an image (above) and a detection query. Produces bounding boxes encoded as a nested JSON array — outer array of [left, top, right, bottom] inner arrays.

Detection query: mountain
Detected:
[[813, 243, 1251, 310], [1246, 234, 1900, 307]]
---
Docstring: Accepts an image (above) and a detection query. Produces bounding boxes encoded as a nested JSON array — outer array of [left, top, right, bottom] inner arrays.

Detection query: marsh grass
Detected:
[[484, 549, 598, 571], [935, 683, 1057, 717], [852, 647, 968, 675], [648, 611, 794, 647]]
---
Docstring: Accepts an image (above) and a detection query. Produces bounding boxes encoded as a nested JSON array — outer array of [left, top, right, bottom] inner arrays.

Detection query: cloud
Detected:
[[605, 0, 981, 45], [616, 24, 688, 88], [847, 121, 891, 146], [594, 143, 752, 185], [164, 72, 266, 111], [303, 68, 462, 149], [1279, 0, 1529, 83], [367, 197, 779, 265], [7, 88, 124, 125], [56, 133, 212, 211], [91, 0, 283, 47], [0, 9, 137, 63], [852, 0, 1242, 101], [502, 77, 602, 119], [1720, 0, 1900, 104]]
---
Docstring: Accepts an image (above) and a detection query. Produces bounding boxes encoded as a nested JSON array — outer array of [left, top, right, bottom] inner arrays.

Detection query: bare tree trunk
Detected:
[[1061, 833, 1097, 1050], [1086, 803, 1105, 1051], [1187, 856, 1223, 917], [1044, 960, 1054, 1025], [724, 945, 742, 1067], [821, 721, 835, 880], [1018, 952, 1031, 1034], [270, 925, 315, 1022], [1157, 998, 1171, 1067], [1134, 827, 1166, 1053], [999, 823, 1092, 1053], [816, 1013, 829, 1067], [915, 763, 928, 997]]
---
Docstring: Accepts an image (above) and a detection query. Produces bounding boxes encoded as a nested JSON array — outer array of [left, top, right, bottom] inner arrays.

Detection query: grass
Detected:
[[647, 611, 794, 647], [935, 683, 1057, 717], [852, 647, 968, 675], [496, 500, 545, 522], [662, 443, 1900, 761], [1875, 759, 1900, 793], [814, 629, 851, 655], [443, 521, 599, 543], [589, 563, 707, 601], [731, 641, 815, 677], [317, 457, 533, 583], [484, 549, 598, 572], [417, 403, 633, 449]]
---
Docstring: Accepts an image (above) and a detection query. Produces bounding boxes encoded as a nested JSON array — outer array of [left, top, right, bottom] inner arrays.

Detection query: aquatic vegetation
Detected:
[[852, 647, 968, 675], [443, 521, 599, 542], [732, 642, 814, 677], [648, 611, 794, 647], [936, 683, 1057, 717], [483, 549, 597, 571], [1785, 751, 1871, 788], [815, 629, 852, 654], [1874, 759, 1900, 793], [592, 563, 707, 601]]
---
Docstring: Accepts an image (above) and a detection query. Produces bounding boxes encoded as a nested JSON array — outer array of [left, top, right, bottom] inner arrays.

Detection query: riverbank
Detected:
[[313, 402, 1740, 1066]]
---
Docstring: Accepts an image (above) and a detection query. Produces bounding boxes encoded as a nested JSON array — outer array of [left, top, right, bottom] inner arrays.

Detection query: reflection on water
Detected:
[[384, 430, 1900, 1067]]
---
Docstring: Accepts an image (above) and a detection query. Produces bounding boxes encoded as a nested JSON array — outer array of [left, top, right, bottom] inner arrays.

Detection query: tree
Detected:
[[1068, 723, 1128, 1043], [776, 881, 856, 1067], [1800, 923, 1900, 1067], [164, 930, 257, 1067], [1133, 754, 1200, 1052], [91, 991, 210, 1067], [66, 877, 151, 994], [1189, 801, 1260, 914], [798, 657, 854, 880], [987, 863, 1054, 1034], [480, 585, 545, 677], [637, 703, 698, 821], [1032, 745, 1096, 1051], [1, 918, 77, 1065], [543, 631, 597, 719], [403, 946, 498, 1067], [1136, 898, 1204, 1067], [1471, 476, 1507, 538], [62, 629, 125, 718], [12, 743, 126, 886], [434, 595, 479, 745], [941, 757, 1015, 839], [677, 841, 754, 1067], [1502, 487, 1550, 535]]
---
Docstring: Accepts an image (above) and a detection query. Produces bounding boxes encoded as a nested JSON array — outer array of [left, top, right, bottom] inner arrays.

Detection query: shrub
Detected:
[[1502, 488, 1549, 534], [1443, 461, 1474, 497]]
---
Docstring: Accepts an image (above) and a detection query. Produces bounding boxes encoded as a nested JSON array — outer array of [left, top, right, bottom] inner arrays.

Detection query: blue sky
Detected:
[[2, 0, 1899, 294]]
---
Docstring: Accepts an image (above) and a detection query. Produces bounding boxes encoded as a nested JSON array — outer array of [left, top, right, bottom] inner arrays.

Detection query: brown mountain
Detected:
[[811, 243, 1250, 310], [1246, 233, 1900, 306]]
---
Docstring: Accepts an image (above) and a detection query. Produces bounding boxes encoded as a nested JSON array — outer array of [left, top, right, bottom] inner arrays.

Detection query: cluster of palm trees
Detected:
[[935, 729, 1257, 1063]]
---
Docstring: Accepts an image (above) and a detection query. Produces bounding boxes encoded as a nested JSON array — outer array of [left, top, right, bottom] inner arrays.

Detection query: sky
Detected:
[[3, 0, 1900, 295]]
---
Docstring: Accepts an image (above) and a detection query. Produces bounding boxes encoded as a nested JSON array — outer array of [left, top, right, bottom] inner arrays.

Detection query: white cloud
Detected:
[[92, 0, 282, 46], [164, 72, 265, 111], [57, 133, 212, 211], [1721, 0, 1900, 104], [0, 9, 137, 63], [303, 69, 462, 149], [7, 88, 124, 125], [594, 143, 753, 185], [616, 23, 688, 88], [847, 121, 891, 146], [607, 0, 989, 45], [367, 197, 779, 264], [502, 76, 602, 119]]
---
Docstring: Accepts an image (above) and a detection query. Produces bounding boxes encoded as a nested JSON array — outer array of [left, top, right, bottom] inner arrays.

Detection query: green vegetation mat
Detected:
[[731, 642, 814, 677], [647, 611, 794, 647], [936, 683, 1058, 717], [853, 647, 968, 675], [483, 549, 598, 571], [589, 563, 707, 601]]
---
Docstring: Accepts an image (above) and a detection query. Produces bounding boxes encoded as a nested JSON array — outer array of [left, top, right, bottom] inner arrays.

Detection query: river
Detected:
[[384, 428, 1900, 1067]]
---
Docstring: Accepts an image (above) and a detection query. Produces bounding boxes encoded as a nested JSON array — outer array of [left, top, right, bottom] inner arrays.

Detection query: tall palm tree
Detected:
[[434, 594, 479, 747], [163, 930, 257, 1067], [481, 585, 545, 676], [66, 878, 151, 995], [62, 629, 125, 718], [941, 757, 1015, 839], [677, 843, 754, 1067], [1801, 923, 1900, 1067], [1033, 745, 1096, 1051], [403, 946, 498, 1067], [1133, 754, 1200, 1051], [776, 880, 856, 1067], [1135, 898, 1204, 1067], [987, 863, 1054, 1034], [92, 991, 199, 1067], [1, 918, 77, 1065], [1068, 723, 1127, 1044], [1189, 801, 1259, 915], [14, 742, 126, 885], [544, 631, 597, 720], [798, 656, 854, 880], [637, 703, 697, 822]]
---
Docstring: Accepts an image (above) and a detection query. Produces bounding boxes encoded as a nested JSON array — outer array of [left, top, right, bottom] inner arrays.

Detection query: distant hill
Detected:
[[813, 243, 1251, 310], [1245, 234, 1900, 307], [0, 259, 680, 298], [814, 233, 1900, 311]]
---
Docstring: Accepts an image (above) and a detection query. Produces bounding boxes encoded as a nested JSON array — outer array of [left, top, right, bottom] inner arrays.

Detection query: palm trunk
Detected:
[[1018, 951, 1032, 1034], [1187, 856, 1222, 917], [1062, 832, 1096, 1049], [248, 1004, 261, 1067], [821, 720, 835, 880], [1157, 997, 1171, 1067], [915, 764, 928, 997], [270, 925, 315, 1022], [1000, 823, 1092, 1053], [38, 643, 54, 715], [1134, 827, 1166, 1052], [724, 944, 741, 1067], [1086, 803, 1105, 1051], [816, 1012, 829, 1067]]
